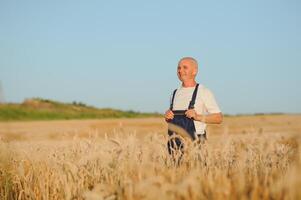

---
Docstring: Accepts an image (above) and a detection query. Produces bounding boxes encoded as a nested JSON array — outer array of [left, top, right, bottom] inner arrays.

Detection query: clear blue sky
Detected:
[[0, 0, 300, 114]]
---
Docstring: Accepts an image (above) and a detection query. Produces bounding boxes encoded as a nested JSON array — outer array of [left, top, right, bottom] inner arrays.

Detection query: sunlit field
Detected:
[[1, 115, 301, 200]]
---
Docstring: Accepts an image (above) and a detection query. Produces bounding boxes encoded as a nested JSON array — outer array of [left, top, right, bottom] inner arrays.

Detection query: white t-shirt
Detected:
[[170, 84, 221, 135]]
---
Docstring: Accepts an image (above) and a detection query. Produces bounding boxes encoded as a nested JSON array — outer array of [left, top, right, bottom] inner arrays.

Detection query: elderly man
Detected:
[[165, 57, 222, 153]]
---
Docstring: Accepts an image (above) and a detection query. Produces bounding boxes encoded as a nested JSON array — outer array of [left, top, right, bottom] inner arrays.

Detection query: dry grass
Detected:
[[0, 115, 301, 200]]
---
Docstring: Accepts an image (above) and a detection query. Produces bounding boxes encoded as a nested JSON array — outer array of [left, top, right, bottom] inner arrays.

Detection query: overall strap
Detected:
[[169, 89, 177, 110], [188, 83, 199, 109]]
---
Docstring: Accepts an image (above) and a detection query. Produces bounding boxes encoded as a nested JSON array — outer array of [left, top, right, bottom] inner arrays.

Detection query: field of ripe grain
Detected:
[[0, 115, 301, 200]]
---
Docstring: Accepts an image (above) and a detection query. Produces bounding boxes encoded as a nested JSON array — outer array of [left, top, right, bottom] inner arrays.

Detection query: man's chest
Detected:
[[173, 89, 205, 111], [173, 90, 194, 106]]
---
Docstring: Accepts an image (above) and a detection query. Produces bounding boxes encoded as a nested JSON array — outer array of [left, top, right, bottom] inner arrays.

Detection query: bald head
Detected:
[[179, 57, 198, 72]]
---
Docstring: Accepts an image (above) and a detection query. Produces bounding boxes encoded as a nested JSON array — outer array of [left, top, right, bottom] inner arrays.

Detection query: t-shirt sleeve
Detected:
[[169, 93, 173, 106], [202, 88, 221, 114], [169, 90, 177, 109]]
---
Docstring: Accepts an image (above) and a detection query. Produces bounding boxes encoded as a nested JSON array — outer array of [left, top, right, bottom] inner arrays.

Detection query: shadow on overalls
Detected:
[[167, 123, 206, 166]]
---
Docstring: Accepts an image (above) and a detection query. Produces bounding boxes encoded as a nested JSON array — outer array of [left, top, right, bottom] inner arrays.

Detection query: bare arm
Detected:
[[185, 110, 223, 124], [194, 112, 223, 124]]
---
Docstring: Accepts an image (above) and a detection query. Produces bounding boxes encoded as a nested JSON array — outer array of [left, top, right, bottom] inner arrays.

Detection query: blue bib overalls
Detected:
[[167, 84, 200, 155]]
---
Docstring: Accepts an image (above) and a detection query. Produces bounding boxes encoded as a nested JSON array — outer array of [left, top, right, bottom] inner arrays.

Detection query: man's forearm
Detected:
[[194, 113, 223, 124]]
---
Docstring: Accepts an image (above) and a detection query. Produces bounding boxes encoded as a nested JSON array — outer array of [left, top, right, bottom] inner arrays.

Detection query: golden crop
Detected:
[[0, 117, 300, 200]]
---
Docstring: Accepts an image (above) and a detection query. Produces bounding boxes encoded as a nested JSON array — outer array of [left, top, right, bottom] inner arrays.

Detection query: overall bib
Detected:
[[167, 84, 200, 155]]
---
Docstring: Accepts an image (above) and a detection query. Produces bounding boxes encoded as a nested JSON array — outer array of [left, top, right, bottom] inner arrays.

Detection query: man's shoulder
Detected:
[[198, 84, 208, 92], [197, 84, 213, 96]]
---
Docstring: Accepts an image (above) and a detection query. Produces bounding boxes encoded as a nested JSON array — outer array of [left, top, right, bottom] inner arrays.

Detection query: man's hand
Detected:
[[165, 109, 174, 121], [185, 109, 197, 119]]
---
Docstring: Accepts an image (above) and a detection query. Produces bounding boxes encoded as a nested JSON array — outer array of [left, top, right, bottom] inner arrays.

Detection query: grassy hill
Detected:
[[0, 98, 160, 121]]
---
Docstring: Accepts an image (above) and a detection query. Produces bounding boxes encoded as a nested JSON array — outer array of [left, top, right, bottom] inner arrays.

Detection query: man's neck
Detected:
[[182, 80, 197, 87]]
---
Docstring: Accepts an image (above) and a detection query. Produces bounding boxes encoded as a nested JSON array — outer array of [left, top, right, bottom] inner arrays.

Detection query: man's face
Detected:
[[177, 59, 197, 82]]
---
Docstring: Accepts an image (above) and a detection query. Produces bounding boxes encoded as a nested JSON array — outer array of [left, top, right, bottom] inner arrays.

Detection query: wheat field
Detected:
[[0, 115, 301, 200]]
